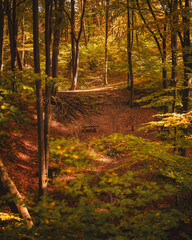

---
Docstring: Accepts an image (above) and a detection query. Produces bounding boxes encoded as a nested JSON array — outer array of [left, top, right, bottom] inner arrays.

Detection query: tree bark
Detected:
[[70, 0, 86, 90], [104, 0, 109, 85], [33, 0, 47, 199], [0, 0, 4, 71], [171, 0, 178, 113], [162, 13, 168, 113], [181, 0, 191, 112], [70, 0, 76, 88], [0, 158, 33, 228], [5, 0, 17, 91], [21, 16, 25, 66], [45, 0, 52, 77], [127, 0, 134, 107], [45, 0, 53, 181], [52, 0, 64, 78]]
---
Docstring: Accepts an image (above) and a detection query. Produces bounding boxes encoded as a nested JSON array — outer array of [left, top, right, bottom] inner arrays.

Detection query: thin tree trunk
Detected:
[[104, 0, 109, 85], [181, 0, 191, 112], [45, 0, 53, 180], [0, 0, 4, 71], [72, 40, 80, 90], [5, 0, 17, 91], [127, 0, 134, 107], [162, 22, 168, 113], [21, 16, 25, 66], [12, 0, 17, 73], [52, 0, 63, 78], [171, 0, 178, 113], [33, 0, 47, 199], [0, 158, 33, 228], [70, 0, 86, 90], [45, 0, 52, 77], [71, 0, 76, 87], [83, 19, 87, 46]]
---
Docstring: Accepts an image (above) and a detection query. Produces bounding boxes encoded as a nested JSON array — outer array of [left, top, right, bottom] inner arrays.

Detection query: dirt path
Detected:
[[51, 87, 157, 141], [1, 86, 157, 199]]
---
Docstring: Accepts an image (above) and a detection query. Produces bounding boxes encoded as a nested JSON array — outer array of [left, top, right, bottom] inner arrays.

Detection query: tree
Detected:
[[52, 0, 64, 79], [0, 157, 33, 228], [45, 0, 53, 185], [170, 0, 178, 113], [33, 0, 47, 199], [64, 0, 86, 90], [136, 0, 169, 112], [0, 0, 4, 71], [127, 0, 134, 107], [5, 0, 18, 91], [179, 0, 192, 112], [104, 0, 109, 85]]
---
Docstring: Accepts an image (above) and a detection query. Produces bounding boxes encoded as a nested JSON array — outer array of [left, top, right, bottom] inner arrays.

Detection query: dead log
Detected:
[[0, 157, 33, 228]]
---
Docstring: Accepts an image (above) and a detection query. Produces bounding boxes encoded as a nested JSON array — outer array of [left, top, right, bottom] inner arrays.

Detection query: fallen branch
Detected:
[[0, 157, 33, 228]]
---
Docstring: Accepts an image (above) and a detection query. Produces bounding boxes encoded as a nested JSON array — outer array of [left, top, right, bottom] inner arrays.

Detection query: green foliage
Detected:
[[140, 112, 192, 152], [0, 69, 36, 126], [1, 134, 192, 239], [92, 134, 192, 188], [50, 137, 93, 169]]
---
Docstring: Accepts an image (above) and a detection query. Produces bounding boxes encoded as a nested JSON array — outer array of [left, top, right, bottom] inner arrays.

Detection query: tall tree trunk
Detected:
[[21, 16, 25, 66], [72, 40, 80, 90], [45, 0, 53, 181], [12, 0, 17, 73], [5, 0, 17, 91], [52, 0, 64, 78], [0, 0, 4, 71], [70, 0, 76, 88], [81, 0, 87, 46], [33, 0, 47, 199], [104, 0, 109, 85], [70, 0, 86, 90], [45, 0, 52, 77], [162, 19, 168, 113], [171, 0, 178, 113], [0, 158, 33, 228], [83, 19, 87, 46], [127, 0, 134, 107], [181, 0, 191, 112]]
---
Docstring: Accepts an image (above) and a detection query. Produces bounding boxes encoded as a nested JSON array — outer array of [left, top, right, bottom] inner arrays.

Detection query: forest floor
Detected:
[[1, 83, 158, 201]]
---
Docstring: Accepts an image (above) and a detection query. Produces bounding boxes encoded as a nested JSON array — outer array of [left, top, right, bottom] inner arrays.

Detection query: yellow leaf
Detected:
[[45, 219, 49, 224], [69, 146, 75, 151], [72, 155, 79, 159]]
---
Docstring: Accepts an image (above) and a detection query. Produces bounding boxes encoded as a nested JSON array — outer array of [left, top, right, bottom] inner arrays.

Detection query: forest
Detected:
[[0, 0, 192, 239]]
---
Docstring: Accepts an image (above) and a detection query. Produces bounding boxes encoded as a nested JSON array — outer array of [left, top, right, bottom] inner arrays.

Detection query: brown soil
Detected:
[[1, 86, 157, 199]]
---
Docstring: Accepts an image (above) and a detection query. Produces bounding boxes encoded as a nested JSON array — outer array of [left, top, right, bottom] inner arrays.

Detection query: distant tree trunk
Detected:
[[181, 0, 191, 112], [162, 15, 168, 113], [0, 158, 33, 228], [45, 0, 52, 77], [171, 0, 178, 113], [80, 0, 87, 46], [104, 0, 109, 85], [70, 0, 86, 90], [0, 0, 4, 70], [52, 0, 64, 78], [45, 0, 53, 181], [70, 0, 76, 89], [5, 0, 17, 91], [12, 0, 17, 73], [21, 16, 25, 66], [83, 19, 87, 46], [127, 0, 134, 107], [33, 0, 47, 200]]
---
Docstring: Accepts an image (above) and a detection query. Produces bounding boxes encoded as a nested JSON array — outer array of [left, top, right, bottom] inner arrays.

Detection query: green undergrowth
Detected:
[[1, 134, 192, 240]]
